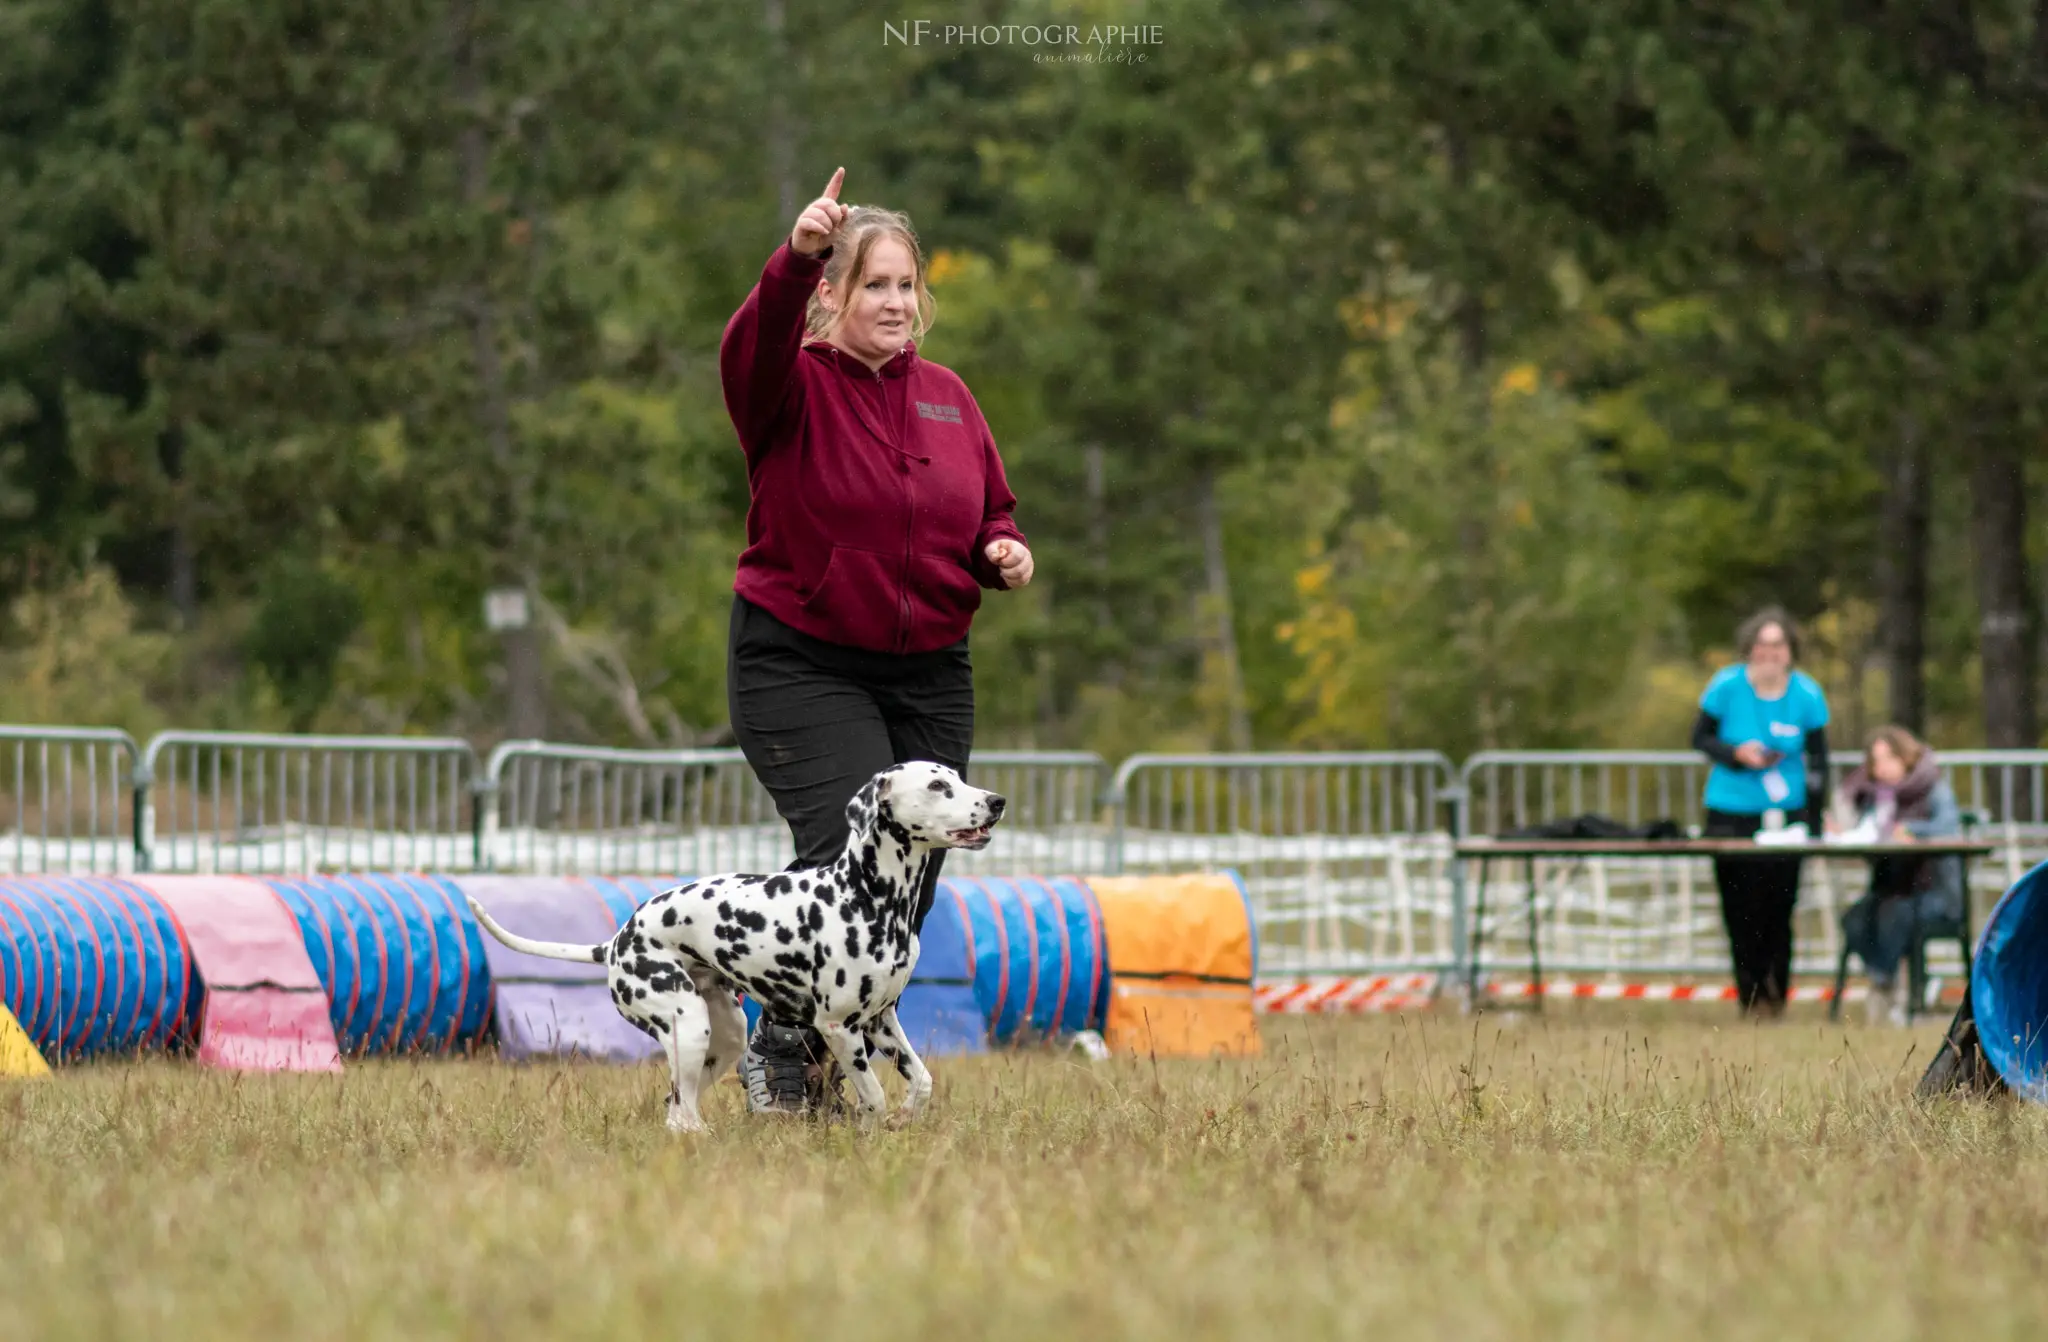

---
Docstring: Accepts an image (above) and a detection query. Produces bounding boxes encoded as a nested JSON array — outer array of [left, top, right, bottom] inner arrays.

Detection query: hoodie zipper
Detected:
[[888, 364, 916, 654]]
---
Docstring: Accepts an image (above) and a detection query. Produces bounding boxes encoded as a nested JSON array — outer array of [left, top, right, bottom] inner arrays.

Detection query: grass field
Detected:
[[5, 1010, 2047, 1341]]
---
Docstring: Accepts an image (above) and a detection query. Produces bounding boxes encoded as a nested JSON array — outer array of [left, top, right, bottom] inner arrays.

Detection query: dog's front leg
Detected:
[[816, 1020, 889, 1122], [874, 1006, 932, 1120]]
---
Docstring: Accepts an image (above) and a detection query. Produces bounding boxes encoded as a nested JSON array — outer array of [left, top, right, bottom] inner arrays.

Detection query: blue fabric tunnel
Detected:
[[0, 877, 193, 1060], [263, 875, 491, 1055], [1971, 858, 2048, 1103]]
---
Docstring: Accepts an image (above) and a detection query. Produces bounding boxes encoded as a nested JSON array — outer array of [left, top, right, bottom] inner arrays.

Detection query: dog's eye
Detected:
[[927, 781, 946, 792]]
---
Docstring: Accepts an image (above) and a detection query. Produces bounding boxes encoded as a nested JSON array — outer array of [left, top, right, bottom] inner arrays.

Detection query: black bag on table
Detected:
[[1497, 814, 1685, 842]]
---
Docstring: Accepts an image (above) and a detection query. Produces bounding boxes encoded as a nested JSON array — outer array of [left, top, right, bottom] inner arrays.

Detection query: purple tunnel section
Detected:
[[458, 876, 662, 1062]]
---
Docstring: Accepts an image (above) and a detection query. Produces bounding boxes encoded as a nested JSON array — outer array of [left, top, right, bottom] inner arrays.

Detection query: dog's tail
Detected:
[[466, 896, 609, 964]]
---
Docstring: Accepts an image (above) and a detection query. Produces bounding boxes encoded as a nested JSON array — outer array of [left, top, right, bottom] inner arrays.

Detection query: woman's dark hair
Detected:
[[1735, 606, 1801, 661]]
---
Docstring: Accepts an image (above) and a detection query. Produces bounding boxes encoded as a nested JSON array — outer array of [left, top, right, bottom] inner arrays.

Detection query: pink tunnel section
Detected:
[[135, 876, 343, 1073]]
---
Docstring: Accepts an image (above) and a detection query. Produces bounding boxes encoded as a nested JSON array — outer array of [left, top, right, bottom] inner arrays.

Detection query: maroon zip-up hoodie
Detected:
[[720, 240, 1028, 654]]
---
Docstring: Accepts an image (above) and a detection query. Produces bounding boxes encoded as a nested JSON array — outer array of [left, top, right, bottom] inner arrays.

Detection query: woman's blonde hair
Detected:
[[1866, 724, 1927, 773], [803, 205, 937, 344]]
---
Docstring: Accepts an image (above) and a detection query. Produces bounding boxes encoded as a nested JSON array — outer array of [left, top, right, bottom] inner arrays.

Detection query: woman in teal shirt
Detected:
[[1690, 607, 1831, 1017]]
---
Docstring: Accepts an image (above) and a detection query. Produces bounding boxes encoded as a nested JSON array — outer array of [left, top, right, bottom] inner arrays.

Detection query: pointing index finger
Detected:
[[823, 166, 845, 202]]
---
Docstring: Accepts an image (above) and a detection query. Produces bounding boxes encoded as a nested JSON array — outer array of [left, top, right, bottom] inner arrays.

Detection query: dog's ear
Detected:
[[845, 778, 880, 834]]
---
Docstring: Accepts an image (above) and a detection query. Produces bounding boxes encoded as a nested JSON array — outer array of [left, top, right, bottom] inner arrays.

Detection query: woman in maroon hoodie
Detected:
[[722, 168, 1032, 1115]]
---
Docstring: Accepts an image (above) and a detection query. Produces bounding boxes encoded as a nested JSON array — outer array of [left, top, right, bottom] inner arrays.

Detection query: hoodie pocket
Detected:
[[910, 553, 984, 633], [800, 546, 904, 644]]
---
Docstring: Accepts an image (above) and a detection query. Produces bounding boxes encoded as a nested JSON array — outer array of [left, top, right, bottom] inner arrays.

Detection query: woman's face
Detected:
[[1869, 739, 1906, 786], [1746, 622, 1791, 678], [822, 237, 916, 365]]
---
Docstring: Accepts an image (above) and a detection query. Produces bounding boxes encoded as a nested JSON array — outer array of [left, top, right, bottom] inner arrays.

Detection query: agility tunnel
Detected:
[[945, 876, 1108, 1046], [1965, 857, 2048, 1102], [1089, 872, 1261, 1058], [0, 877, 195, 1062], [261, 875, 491, 1060], [462, 876, 665, 1063], [142, 877, 342, 1072], [0, 870, 1257, 1069]]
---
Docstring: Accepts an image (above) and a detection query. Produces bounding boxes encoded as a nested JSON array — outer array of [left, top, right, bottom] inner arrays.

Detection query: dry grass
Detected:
[[4, 1009, 2048, 1341]]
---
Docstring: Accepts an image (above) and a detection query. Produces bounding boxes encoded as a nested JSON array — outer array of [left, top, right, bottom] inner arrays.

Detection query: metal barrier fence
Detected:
[[4, 720, 2046, 990], [137, 732, 480, 873], [1108, 753, 1461, 978], [479, 744, 1110, 876], [0, 726, 140, 873], [1456, 749, 2048, 986]]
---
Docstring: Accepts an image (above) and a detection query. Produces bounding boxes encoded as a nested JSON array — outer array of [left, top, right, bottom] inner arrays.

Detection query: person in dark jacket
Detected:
[[1832, 726, 1964, 1025], [721, 168, 1032, 1116], [1690, 607, 1831, 1017]]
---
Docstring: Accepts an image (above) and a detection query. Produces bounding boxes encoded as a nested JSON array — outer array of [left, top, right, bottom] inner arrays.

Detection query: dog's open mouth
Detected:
[[949, 825, 994, 848]]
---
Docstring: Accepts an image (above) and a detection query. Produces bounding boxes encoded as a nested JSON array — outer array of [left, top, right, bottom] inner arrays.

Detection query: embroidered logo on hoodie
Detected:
[[916, 400, 964, 425]]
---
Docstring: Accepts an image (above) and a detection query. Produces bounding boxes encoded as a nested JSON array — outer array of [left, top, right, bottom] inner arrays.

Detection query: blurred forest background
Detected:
[[2, 0, 2045, 760]]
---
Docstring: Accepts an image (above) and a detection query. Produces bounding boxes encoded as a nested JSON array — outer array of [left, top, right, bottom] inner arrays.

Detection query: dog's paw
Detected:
[[666, 1112, 710, 1136]]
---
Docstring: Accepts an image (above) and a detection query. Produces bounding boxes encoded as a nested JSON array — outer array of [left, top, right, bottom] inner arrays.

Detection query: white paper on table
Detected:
[[1828, 817, 1882, 846], [1753, 823, 1811, 847], [1761, 769, 1791, 803]]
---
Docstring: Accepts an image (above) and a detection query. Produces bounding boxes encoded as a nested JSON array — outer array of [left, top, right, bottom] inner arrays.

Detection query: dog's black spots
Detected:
[[682, 916, 693, 926], [716, 900, 733, 920], [835, 968, 847, 988], [733, 908, 768, 935], [798, 879, 810, 893], [774, 951, 809, 972], [809, 905, 827, 933], [775, 925, 794, 945], [845, 929, 861, 959], [764, 875, 793, 899], [858, 974, 873, 1005], [592, 945, 609, 963], [612, 927, 633, 956], [661, 907, 678, 927], [852, 1055, 869, 1072]]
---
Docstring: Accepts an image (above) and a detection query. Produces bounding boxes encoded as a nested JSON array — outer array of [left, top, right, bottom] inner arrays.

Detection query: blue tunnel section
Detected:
[[262, 876, 492, 1055], [943, 876, 1108, 1045], [1972, 858, 2048, 1102], [0, 877, 193, 1060]]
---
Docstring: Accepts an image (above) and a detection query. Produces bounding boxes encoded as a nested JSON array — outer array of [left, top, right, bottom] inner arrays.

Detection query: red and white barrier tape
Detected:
[[1254, 975, 1438, 1013], [1254, 976, 1966, 1012]]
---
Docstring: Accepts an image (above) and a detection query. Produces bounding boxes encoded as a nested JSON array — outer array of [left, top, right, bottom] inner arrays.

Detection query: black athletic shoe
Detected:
[[742, 1021, 849, 1118]]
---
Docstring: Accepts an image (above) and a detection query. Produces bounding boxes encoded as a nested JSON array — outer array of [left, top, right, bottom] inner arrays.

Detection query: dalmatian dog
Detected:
[[467, 761, 1005, 1133]]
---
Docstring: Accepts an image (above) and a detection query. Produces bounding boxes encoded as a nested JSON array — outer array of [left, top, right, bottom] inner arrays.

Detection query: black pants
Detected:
[[726, 594, 974, 939], [1705, 808, 1803, 1013]]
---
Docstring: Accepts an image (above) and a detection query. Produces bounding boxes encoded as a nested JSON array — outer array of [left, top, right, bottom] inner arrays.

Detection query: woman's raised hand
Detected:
[[790, 167, 849, 257]]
